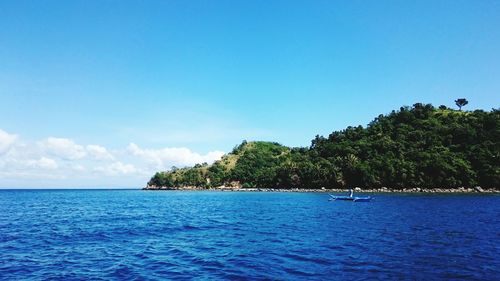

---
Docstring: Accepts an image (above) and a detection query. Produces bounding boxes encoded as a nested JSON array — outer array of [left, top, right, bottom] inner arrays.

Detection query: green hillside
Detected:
[[148, 104, 499, 189]]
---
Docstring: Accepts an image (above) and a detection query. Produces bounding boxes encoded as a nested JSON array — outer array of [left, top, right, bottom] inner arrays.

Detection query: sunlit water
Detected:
[[0, 190, 499, 280]]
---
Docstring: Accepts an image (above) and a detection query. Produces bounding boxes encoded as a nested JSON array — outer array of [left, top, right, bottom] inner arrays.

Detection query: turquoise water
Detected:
[[0, 190, 499, 280]]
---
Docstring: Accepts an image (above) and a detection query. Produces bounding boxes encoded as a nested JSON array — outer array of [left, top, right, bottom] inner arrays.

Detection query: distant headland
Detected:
[[145, 102, 499, 193]]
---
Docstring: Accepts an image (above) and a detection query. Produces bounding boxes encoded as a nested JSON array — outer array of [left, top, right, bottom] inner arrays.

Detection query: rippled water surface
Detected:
[[0, 190, 499, 280]]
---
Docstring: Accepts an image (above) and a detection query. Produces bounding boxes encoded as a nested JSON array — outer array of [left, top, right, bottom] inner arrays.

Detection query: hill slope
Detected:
[[147, 104, 499, 189]]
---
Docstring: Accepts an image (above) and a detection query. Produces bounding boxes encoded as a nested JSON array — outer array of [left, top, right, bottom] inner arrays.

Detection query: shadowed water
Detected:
[[0, 190, 499, 280]]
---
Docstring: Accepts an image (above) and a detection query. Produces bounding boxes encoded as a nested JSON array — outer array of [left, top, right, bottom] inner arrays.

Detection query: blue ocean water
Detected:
[[0, 190, 499, 280]]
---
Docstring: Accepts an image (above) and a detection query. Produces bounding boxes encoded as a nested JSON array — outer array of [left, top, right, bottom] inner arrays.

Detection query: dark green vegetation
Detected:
[[148, 104, 499, 189]]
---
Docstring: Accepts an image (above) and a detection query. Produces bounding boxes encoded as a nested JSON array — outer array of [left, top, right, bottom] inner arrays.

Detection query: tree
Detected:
[[455, 98, 468, 111]]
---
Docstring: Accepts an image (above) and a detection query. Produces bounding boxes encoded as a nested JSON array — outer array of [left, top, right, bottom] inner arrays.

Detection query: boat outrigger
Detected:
[[329, 189, 372, 202]]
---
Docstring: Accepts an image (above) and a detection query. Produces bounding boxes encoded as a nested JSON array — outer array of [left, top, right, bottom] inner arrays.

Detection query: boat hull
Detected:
[[329, 194, 372, 202]]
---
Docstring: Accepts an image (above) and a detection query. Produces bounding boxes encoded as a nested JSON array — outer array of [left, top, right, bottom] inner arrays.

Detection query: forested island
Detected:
[[146, 103, 499, 191]]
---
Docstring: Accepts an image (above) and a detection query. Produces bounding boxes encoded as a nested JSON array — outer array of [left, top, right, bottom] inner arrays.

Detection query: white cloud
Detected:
[[26, 157, 58, 170], [72, 164, 86, 171], [40, 137, 86, 160], [0, 170, 66, 180], [0, 132, 227, 187], [94, 161, 138, 176], [127, 143, 224, 169], [0, 129, 18, 154], [86, 145, 114, 161]]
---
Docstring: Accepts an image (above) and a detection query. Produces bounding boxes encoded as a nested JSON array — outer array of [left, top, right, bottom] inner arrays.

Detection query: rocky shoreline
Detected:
[[143, 186, 499, 193]]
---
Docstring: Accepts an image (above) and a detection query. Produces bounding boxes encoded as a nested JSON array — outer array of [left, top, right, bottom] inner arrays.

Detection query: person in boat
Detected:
[[348, 188, 353, 198]]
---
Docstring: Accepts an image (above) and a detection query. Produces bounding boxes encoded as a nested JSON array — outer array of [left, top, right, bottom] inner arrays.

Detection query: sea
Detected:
[[0, 190, 499, 280]]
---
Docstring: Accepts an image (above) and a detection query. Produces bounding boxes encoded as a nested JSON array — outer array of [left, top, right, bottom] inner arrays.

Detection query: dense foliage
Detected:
[[148, 104, 499, 189]]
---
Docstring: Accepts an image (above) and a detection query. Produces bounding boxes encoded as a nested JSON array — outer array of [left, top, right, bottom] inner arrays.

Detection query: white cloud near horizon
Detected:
[[0, 129, 18, 154], [0, 129, 225, 188], [127, 143, 225, 169], [39, 137, 87, 160], [25, 157, 59, 170], [94, 161, 140, 176], [86, 144, 114, 161]]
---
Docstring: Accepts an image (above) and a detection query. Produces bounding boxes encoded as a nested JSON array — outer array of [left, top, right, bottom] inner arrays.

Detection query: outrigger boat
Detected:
[[328, 192, 372, 202]]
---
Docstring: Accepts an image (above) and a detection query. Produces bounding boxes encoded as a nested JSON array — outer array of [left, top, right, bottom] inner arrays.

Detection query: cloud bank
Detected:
[[0, 129, 224, 188], [0, 129, 18, 154]]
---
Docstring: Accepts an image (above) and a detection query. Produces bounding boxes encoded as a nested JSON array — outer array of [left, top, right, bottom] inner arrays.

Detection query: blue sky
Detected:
[[1, 1, 499, 187]]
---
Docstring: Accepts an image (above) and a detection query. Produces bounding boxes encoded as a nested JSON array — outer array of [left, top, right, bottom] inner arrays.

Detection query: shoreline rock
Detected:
[[143, 185, 499, 193]]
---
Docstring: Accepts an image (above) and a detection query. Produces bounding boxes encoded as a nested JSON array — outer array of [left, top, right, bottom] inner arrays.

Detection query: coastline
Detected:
[[143, 186, 499, 193]]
